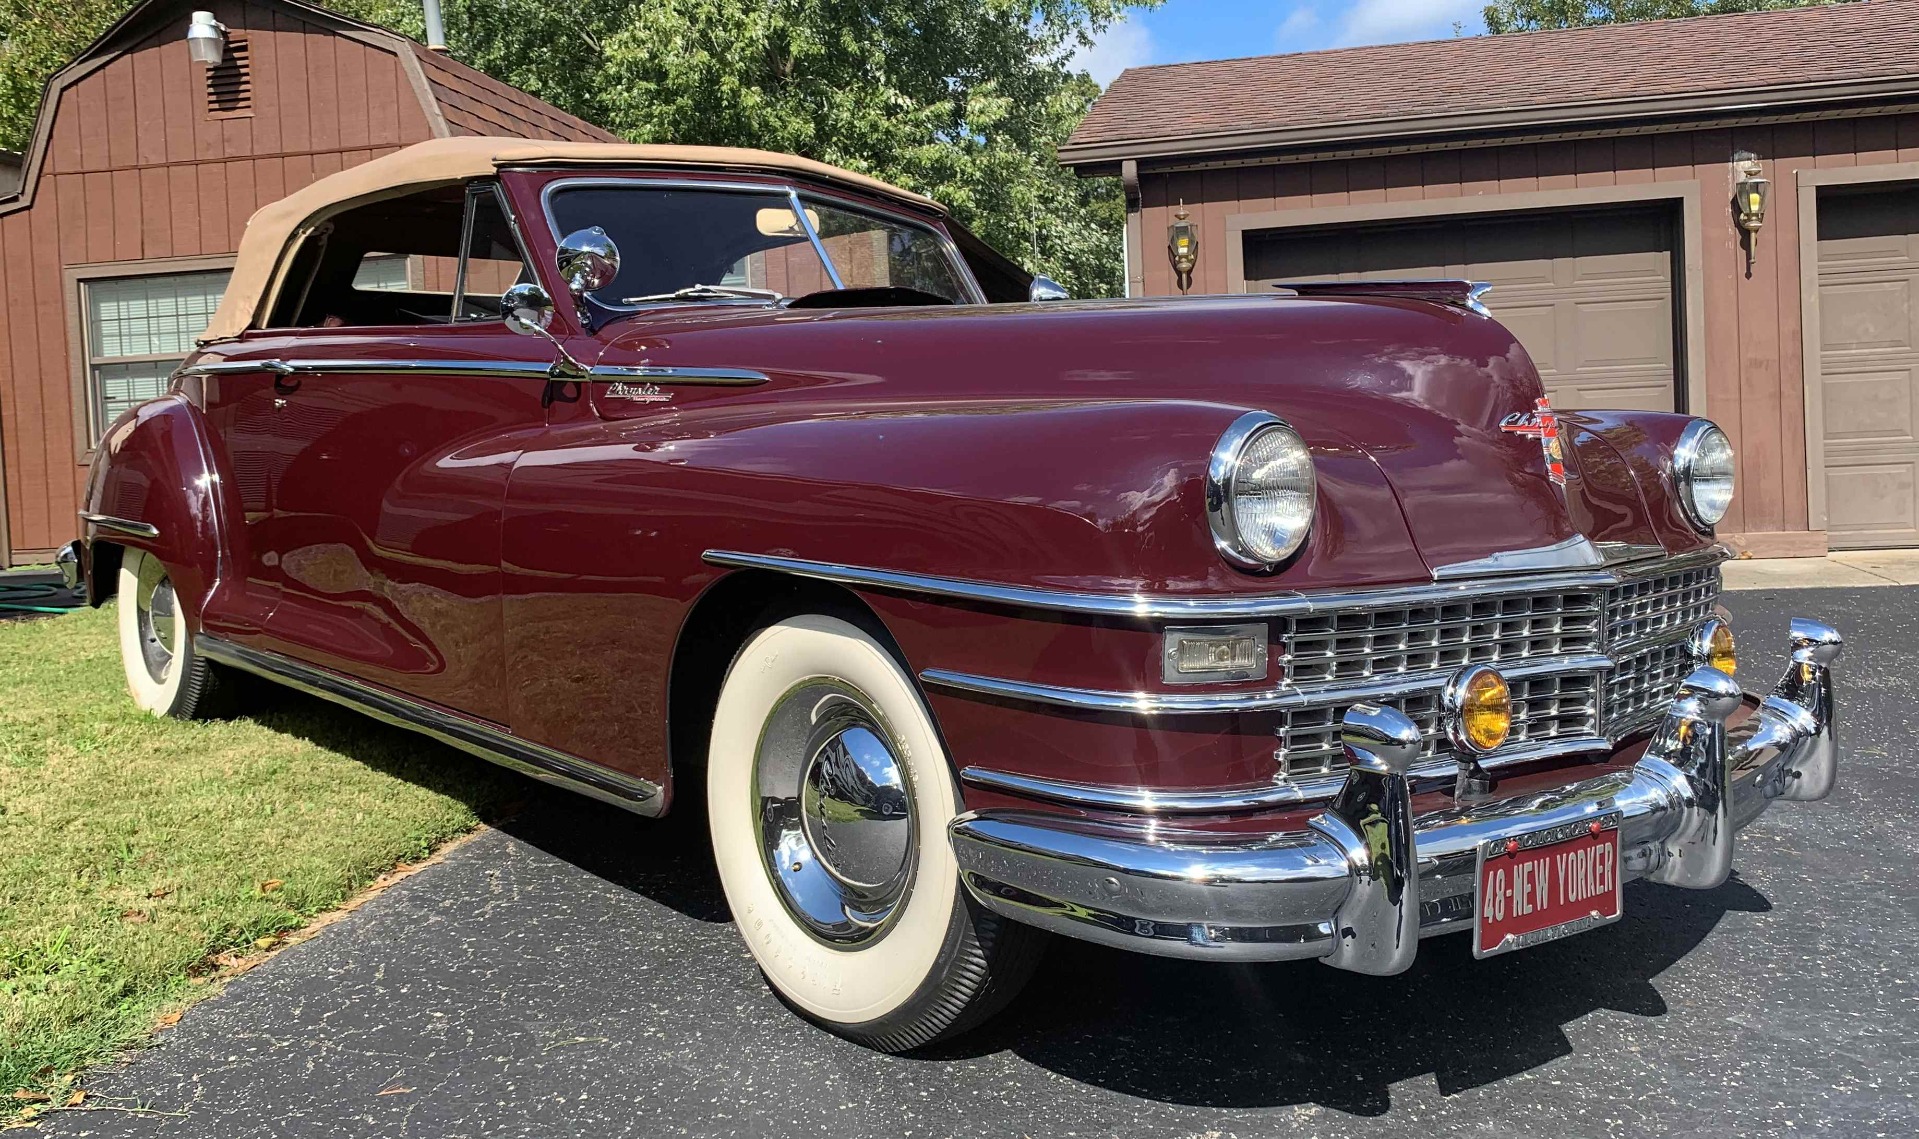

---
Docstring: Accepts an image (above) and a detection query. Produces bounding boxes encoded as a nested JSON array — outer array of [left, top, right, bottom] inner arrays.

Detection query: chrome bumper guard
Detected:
[[950, 618, 1842, 969], [55, 541, 85, 600]]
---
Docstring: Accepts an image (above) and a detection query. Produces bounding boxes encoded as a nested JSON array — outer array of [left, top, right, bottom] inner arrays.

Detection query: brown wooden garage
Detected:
[[1064, 1, 1919, 557], [1244, 206, 1679, 413], [1814, 185, 1919, 549]]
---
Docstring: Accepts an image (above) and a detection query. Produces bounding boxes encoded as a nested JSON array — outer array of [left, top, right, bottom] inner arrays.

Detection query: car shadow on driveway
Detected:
[[929, 873, 1771, 1115], [245, 683, 1775, 1119]]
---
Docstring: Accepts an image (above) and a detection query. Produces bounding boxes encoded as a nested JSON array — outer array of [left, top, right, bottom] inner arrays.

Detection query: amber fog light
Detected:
[[1444, 665, 1512, 755], [1693, 619, 1737, 677], [1162, 624, 1268, 685]]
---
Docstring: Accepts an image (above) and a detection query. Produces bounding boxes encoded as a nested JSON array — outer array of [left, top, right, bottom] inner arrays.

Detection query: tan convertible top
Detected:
[[202, 137, 944, 342]]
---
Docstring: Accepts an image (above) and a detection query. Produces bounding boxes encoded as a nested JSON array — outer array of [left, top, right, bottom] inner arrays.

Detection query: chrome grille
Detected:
[[1271, 556, 1723, 785], [1283, 589, 1601, 685], [1605, 565, 1719, 646], [1276, 672, 1601, 780], [1605, 640, 1696, 738]]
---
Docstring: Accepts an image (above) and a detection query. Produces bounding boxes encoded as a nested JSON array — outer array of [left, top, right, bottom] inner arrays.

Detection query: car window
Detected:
[[263, 182, 530, 329], [805, 201, 971, 302]]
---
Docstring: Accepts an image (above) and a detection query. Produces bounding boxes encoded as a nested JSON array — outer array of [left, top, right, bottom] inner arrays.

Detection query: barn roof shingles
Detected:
[[1065, 0, 1919, 161]]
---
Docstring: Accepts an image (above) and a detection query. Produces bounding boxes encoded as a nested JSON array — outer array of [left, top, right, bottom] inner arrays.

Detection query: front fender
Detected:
[[1566, 411, 1719, 553], [80, 394, 230, 618]]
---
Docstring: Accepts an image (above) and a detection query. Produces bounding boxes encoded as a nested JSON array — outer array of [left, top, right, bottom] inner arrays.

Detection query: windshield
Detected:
[[545, 184, 975, 305]]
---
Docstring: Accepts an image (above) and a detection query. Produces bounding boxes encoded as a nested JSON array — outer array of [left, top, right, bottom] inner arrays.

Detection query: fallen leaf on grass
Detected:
[[64, 1090, 86, 1107], [10, 1091, 49, 1103], [252, 936, 277, 950], [147, 885, 175, 899], [258, 879, 284, 894], [376, 1086, 414, 1096], [155, 1012, 181, 1029], [119, 909, 150, 924]]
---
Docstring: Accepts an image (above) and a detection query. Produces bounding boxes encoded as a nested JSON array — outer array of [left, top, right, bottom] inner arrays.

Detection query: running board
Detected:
[[197, 634, 665, 816]]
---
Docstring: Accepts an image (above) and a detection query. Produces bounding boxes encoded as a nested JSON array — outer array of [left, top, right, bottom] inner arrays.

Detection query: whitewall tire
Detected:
[[707, 614, 1044, 1051], [116, 548, 229, 719]]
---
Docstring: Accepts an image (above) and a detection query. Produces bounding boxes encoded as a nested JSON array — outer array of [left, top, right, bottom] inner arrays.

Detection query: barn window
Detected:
[[81, 270, 230, 442], [205, 35, 252, 116]]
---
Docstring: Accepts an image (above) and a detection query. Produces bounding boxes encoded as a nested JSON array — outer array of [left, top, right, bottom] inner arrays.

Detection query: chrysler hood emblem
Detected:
[[1500, 396, 1574, 485]]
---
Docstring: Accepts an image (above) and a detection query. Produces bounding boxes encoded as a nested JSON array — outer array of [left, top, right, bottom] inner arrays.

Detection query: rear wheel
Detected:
[[707, 614, 1044, 1051], [116, 548, 230, 719]]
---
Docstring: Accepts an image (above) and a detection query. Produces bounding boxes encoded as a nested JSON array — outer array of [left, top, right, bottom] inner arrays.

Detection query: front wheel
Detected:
[[707, 614, 1045, 1051], [116, 548, 231, 719]]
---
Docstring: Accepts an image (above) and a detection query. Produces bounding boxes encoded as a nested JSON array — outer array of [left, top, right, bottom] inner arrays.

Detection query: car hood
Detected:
[[594, 295, 1693, 585]]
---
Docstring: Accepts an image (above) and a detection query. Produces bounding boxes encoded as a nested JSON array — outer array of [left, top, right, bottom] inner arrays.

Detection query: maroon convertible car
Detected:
[[64, 137, 1842, 1051]]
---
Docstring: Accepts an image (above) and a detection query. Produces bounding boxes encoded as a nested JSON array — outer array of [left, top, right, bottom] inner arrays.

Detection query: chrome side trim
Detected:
[[922, 652, 1615, 716], [589, 365, 770, 385], [960, 736, 1612, 814], [178, 358, 769, 385], [78, 511, 160, 539], [197, 635, 664, 815], [704, 546, 1730, 621]]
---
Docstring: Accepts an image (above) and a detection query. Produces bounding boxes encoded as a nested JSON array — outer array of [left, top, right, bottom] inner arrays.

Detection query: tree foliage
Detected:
[[1483, 0, 1850, 34], [0, 0, 1150, 295]]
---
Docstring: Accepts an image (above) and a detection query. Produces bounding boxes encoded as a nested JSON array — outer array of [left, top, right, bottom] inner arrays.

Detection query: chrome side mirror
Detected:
[[502, 282, 556, 336], [557, 227, 620, 297], [502, 282, 587, 379], [1028, 275, 1070, 301]]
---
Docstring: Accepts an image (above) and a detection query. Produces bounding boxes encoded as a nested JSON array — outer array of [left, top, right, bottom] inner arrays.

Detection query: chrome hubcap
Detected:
[[755, 681, 915, 945], [134, 559, 176, 685]]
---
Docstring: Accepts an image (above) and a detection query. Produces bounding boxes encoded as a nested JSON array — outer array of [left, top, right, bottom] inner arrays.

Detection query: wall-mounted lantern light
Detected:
[[186, 10, 227, 65], [1168, 203, 1198, 295], [1732, 152, 1770, 273]]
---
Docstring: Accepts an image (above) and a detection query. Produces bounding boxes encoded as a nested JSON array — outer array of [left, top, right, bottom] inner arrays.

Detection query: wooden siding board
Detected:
[[1348, 157, 1387, 205], [1614, 136, 1655, 185], [82, 173, 114, 262], [161, 37, 197, 164], [335, 37, 372, 150], [367, 44, 402, 147], [29, 199, 74, 535], [1732, 126, 1784, 532], [103, 53, 141, 169], [225, 159, 257, 249], [75, 81, 110, 171], [1496, 144, 1538, 194], [306, 31, 341, 151], [1536, 140, 1576, 189], [167, 163, 201, 256], [1458, 149, 1499, 197], [138, 166, 172, 259], [47, 93, 83, 175], [111, 169, 143, 261], [273, 11, 313, 154], [244, 4, 283, 155], [132, 35, 170, 166], [195, 163, 230, 250], [1383, 154, 1422, 202], [51, 176, 87, 265], [2, 215, 50, 546]]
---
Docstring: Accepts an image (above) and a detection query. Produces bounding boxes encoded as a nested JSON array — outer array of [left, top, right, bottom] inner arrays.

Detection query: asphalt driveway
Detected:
[[39, 587, 1919, 1138]]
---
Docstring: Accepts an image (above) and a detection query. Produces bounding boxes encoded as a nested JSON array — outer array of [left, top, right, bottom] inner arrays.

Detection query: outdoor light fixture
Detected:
[[1733, 152, 1770, 272], [1168, 203, 1199, 294], [185, 10, 226, 65]]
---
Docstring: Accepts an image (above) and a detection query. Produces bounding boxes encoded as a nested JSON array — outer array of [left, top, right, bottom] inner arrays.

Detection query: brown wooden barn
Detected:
[[1065, 1, 1919, 557], [0, 0, 614, 565]]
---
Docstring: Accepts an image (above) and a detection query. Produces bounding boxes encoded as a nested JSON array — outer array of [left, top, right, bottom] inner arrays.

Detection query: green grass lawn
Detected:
[[0, 604, 516, 1115]]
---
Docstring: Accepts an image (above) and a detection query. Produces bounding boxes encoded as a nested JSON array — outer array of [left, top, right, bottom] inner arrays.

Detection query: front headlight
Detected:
[[1207, 412, 1316, 568], [1675, 419, 1736, 529]]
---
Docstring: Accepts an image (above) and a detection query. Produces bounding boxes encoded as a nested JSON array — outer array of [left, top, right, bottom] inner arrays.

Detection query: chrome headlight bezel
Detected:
[[1206, 412, 1317, 570], [1674, 419, 1735, 531]]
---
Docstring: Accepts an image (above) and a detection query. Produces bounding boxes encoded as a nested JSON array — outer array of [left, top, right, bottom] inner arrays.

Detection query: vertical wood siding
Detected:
[[1132, 113, 1919, 543]]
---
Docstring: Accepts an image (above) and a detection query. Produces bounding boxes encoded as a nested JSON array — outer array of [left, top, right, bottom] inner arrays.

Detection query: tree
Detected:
[[1483, 0, 1850, 33], [0, 0, 1151, 296]]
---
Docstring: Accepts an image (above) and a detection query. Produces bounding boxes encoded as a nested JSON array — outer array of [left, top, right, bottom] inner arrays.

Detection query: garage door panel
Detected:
[[1818, 184, 1919, 549], [1244, 205, 1677, 415], [1822, 366, 1918, 445], [1821, 279, 1914, 353], [1574, 298, 1675, 370]]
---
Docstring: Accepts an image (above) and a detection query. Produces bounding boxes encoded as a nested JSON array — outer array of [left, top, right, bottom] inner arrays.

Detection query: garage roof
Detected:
[[1063, 0, 1919, 169]]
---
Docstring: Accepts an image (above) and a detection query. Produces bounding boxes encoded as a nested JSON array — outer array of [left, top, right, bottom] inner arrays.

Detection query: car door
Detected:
[[249, 182, 553, 719]]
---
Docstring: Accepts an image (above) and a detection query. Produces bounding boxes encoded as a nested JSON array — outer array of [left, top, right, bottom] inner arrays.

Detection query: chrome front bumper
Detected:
[[950, 618, 1842, 970]]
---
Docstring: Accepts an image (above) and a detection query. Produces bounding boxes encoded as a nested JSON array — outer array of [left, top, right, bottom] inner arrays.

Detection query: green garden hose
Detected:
[[0, 578, 78, 614]]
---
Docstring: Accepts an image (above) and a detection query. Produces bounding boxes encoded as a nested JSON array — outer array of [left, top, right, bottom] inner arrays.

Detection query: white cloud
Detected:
[[1073, 16, 1156, 87], [1275, 6, 1321, 48], [1330, 0, 1485, 47]]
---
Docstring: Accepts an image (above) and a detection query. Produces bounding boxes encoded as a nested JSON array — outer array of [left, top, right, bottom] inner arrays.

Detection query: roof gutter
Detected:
[[1060, 74, 1919, 171]]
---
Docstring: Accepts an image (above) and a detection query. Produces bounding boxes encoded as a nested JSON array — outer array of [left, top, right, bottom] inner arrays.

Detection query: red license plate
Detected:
[[1473, 812, 1623, 958]]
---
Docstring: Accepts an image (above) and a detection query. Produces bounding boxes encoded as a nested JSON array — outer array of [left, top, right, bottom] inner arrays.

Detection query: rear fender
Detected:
[[80, 394, 231, 619]]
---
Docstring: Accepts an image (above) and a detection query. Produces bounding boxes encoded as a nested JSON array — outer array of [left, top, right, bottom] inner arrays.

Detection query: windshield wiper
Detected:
[[621, 284, 785, 305]]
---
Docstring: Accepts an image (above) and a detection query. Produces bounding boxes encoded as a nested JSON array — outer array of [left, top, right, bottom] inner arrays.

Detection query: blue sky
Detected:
[[1074, 0, 1490, 84]]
